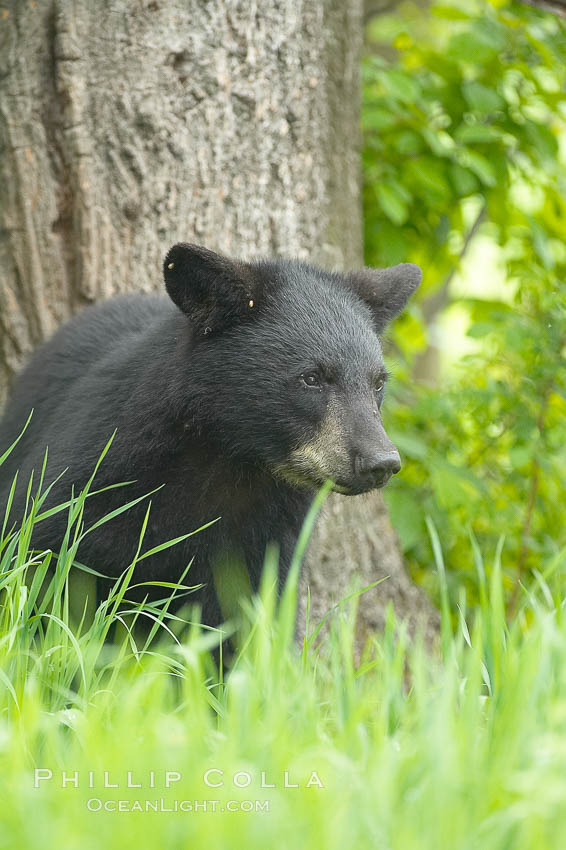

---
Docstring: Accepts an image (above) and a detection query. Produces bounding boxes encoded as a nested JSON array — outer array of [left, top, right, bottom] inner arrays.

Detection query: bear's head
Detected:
[[164, 243, 421, 496]]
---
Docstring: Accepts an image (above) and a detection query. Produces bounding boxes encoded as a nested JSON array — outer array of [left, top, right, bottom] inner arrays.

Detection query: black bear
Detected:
[[0, 244, 421, 627]]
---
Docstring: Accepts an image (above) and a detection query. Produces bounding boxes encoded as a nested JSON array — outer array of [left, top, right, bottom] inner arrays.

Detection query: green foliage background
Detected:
[[362, 0, 566, 611]]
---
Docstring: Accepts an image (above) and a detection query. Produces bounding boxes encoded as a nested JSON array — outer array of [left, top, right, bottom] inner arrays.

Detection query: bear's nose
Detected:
[[355, 450, 401, 480]]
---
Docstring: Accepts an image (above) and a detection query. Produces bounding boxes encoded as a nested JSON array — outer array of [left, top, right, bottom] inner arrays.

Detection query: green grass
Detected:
[[1, 447, 566, 848]]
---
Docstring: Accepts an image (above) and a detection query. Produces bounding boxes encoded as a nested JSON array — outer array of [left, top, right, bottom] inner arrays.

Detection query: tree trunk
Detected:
[[521, 0, 566, 16], [0, 0, 438, 645]]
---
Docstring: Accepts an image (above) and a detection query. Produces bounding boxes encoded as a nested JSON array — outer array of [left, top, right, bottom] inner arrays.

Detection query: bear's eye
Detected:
[[300, 372, 322, 389], [373, 381, 386, 404]]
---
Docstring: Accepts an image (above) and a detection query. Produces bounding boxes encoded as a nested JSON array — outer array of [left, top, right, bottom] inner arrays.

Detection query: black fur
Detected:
[[0, 245, 420, 627]]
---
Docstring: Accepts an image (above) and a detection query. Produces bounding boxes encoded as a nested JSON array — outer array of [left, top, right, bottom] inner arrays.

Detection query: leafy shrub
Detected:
[[363, 0, 566, 609]]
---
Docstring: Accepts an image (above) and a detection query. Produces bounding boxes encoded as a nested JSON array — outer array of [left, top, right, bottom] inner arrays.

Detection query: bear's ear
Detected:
[[347, 263, 422, 332], [163, 243, 262, 334]]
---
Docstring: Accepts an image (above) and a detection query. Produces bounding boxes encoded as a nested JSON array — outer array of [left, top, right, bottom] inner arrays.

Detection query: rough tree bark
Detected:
[[0, 0, 438, 644], [521, 0, 566, 15]]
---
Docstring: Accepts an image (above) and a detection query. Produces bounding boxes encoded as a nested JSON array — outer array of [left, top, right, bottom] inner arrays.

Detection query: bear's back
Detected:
[[0, 294, 171, 483]]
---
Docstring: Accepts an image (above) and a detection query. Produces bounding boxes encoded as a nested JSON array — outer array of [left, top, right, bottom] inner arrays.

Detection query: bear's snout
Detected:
[[354, 449, 401, 490]]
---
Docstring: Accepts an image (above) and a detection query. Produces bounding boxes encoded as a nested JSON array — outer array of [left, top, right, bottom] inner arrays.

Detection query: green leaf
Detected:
[[375, 183, 409, 225], [362, 107, 398, 132], [530, 219, 555, 269], [462, 81, 504, 113], [508, 445, 532, 470], [449, 163, 479, 196], [467, 322, 495, 339], [430, 463, 481, 509], [371, 223, 411, 266], [378, 70, 420, 104], [524, 122, 559, 162], [455, 124, 503, 145], [393, 130, 423, 155], [405, 158, 452, 200], [422, 128, 456, 157], [387, 430, 429, 461], [432, 5, 472, 20], [446, 20, 506, 65], [385, 489, 423, 551], [461, 151, 497, 186]]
